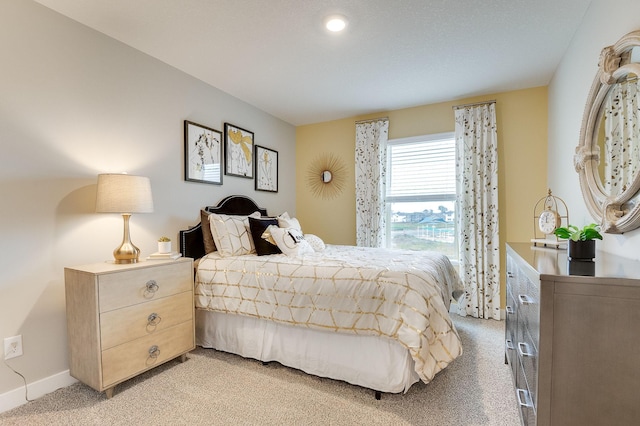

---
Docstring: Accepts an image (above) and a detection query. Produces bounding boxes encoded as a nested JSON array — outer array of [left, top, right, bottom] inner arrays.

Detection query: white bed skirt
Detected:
[[195, 309, 420, 394]]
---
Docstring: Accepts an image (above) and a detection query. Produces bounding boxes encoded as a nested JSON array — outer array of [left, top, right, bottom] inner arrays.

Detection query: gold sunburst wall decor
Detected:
[[306, 153, 347, 199]]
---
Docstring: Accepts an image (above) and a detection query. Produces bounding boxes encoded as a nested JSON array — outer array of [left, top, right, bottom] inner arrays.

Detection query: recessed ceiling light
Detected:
[[324, 15, 348, 32]]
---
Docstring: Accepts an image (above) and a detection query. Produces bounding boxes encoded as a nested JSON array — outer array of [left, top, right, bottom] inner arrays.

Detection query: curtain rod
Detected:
[[452, 100, 496, 110], [355, 117, 389, 124]]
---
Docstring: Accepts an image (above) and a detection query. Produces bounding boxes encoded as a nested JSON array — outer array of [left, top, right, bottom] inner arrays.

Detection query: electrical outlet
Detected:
[[4, 335, 23, 360]]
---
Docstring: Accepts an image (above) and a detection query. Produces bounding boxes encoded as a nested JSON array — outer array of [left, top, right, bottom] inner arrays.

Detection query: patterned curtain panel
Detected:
[[355, 119, 389, 247], [454, 103, 500, 320], [604, 79, 640, 195]]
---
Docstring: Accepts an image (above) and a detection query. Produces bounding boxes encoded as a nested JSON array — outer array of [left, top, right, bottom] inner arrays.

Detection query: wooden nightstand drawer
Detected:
[[65, 258, 194, 397], [100, 291, 194, 350], [102, 321, 194, 387], [98, 261, 192, 312]]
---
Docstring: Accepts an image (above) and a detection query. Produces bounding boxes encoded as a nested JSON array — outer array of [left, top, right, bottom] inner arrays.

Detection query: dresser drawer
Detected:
[[516, 288, 539, 345], [515, 356, 537, 426], [517, 326, 538, 409], [99, 261, 192, 312], [100, 291, 194, 350], [101, 320, 194, 387], [505, 282, 518, 379]]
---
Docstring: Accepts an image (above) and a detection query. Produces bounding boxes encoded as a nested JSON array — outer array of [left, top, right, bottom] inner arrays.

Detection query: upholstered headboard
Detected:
[[179, 195, 268, 260]]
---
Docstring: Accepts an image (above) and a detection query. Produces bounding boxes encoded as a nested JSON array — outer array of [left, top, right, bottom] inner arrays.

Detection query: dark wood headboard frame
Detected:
[[179, 195, 268, 260]]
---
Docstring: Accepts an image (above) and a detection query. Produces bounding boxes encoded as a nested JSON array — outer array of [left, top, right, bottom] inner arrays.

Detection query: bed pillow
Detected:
[[267, 225, 314, 257], [201, 209, 217, 254], [304, 234, 326, 252], [277, 211, 302, 231], [248, 217, 282, 256], [209, 211, 261, 257]]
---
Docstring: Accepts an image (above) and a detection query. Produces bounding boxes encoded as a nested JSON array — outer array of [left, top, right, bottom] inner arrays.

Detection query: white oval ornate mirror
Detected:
[[322, 170, 333, 183], [575, 30, 640, 233]]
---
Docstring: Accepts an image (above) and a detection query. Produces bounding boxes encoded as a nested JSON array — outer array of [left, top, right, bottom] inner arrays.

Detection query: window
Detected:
[[385, 132, 457, 260]]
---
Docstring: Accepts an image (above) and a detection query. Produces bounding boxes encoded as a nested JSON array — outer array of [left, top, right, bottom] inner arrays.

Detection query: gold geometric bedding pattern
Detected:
[[195, 245, 464, 384]]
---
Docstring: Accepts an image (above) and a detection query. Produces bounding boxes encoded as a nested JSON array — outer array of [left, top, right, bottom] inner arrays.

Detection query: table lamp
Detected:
[[95, 173, 154, 263]]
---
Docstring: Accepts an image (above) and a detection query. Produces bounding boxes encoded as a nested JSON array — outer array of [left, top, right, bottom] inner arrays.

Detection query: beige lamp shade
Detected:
[[95, 173, 153, 263], [96, 174, 154, 214]]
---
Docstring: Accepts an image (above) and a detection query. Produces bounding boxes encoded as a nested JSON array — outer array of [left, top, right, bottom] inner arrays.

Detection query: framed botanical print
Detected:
[[255, 145, 278, 193], [224, 122, 254, 179], [184, 120, 223, 185]]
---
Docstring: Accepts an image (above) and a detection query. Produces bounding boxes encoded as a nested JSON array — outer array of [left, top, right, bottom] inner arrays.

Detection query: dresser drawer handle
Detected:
[[148, 345, 161, 359], [147, 312, 162, 326], [518, 294, 533, 305], [516, 388, 533, 408], [507, 271, 514, 278], [505, 339, 514, 351], [518, 342, 534, 357], [144, 280, 159, 296], [506, 305, 514, 315]]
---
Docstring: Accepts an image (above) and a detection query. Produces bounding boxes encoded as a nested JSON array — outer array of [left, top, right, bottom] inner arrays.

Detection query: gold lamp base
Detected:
[[113, 213, 141, 264]]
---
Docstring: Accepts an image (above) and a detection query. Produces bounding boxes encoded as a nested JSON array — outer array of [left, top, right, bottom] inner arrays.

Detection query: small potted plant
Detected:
[[157, 236, 172, 254], [554, 223, 603, 261]]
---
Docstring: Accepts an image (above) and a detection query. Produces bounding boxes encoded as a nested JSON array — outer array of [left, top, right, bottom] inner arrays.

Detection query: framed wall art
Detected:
[[184, 120, 223, 185], [255, 145, 278, 193], [224, 122, 254, 179]]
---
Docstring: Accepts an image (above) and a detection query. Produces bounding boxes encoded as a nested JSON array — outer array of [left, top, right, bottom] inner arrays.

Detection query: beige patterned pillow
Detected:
[[209, 211, 261, 257]]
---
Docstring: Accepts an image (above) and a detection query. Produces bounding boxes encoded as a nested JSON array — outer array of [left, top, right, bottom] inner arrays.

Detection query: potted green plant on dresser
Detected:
[[553, 223, 603, 261]]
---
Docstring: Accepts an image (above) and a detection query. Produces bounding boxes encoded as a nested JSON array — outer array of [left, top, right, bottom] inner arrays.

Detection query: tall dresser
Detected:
[[65, 257, 194, 398], [505, 242, 640, 426]]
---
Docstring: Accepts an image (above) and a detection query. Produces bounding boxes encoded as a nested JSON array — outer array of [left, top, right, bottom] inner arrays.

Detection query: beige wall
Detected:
[[296, 86, 549, 307]]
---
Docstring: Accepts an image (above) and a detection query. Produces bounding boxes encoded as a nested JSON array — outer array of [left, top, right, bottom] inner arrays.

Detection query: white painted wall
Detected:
[[548, 0, 640, 259], [0, 0, 295, 403]]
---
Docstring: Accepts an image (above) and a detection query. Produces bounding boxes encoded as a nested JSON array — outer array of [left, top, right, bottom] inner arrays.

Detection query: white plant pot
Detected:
[[158, 241, 172, 253]]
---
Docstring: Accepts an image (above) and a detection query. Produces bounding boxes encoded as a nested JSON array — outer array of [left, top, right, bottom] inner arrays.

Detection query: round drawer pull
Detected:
[[144, 280, 159, 297], [148, 345, 161, 359], [147, 312, 162, 326]]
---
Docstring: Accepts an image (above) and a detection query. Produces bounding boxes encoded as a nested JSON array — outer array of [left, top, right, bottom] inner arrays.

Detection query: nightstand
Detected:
[[64, 257, 194, 398]]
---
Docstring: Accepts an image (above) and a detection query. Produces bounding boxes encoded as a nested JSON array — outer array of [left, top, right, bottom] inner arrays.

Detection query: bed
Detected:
[[179, 195, 463, 398]]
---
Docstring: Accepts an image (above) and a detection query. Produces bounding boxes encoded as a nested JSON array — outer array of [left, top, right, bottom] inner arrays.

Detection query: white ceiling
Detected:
[[34, 0, 593, 126]]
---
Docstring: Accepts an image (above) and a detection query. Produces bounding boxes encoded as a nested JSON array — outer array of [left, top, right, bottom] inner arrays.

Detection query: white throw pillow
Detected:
[[304, 234, 326, 252], [267, 225, 314, 257], [277, 211, 302, 231], [209, 211, 261, 257]]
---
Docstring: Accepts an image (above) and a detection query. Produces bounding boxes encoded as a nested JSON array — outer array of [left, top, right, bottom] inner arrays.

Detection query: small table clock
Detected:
[[531, 189, 569, 249]]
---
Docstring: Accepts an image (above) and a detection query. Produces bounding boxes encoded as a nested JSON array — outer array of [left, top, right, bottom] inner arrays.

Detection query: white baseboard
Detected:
[[0, 370, 77, 414]]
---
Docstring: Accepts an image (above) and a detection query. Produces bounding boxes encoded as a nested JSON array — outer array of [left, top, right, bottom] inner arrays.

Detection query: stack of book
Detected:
[[147, 251, 182, 260]]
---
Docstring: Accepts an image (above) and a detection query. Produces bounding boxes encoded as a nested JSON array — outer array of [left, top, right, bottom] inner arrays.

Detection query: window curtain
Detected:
[[454, 103, 501, 320], [355, 119, 389, 247], [603, 79, 640, 195]]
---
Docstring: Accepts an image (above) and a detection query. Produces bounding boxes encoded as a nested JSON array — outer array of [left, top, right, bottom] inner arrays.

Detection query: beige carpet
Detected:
[[0, 315, 520, 425]]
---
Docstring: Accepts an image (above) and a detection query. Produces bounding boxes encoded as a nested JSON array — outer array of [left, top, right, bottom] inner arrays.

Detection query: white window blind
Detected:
[[384, 132, 457, 259], [386, 133, 456, 201]]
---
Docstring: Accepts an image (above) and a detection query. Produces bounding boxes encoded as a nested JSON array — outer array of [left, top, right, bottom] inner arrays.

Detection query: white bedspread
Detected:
[[195, 244, 464, 383]]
